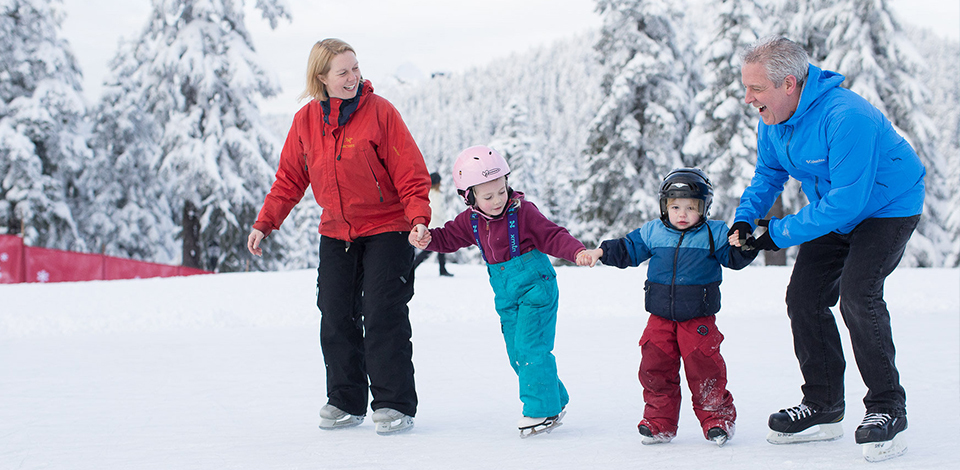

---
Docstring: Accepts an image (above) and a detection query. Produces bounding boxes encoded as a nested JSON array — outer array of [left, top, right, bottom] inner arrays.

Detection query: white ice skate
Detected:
[[318, 404, 364, 430], [518, 410, 565, 438], [372, 408, 414, 435]]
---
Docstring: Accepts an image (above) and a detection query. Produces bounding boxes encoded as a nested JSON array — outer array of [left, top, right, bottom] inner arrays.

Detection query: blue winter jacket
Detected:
[[599, 220, 757, 322], [735, 64, 925, 248]]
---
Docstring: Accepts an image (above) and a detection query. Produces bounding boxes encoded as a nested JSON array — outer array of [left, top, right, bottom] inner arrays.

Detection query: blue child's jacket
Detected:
[[600, 220, 756, 322]]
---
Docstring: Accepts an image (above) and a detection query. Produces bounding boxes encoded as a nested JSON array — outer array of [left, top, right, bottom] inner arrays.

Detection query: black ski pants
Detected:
[[317, 232, 417, 417], [785, 215, 919, 417]]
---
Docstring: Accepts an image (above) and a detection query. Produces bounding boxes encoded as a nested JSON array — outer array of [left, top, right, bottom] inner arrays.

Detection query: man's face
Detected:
[[741, 62, 800, 125]]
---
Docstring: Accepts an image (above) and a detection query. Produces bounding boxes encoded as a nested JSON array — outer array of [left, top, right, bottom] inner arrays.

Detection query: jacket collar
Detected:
[[320, 80, 371, 127]]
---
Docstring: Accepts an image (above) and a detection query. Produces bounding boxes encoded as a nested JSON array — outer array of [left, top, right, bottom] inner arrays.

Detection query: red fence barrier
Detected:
[[0, 234, 210, 284]]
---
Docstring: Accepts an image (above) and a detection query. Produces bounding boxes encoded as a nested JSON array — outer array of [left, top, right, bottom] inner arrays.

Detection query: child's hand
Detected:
[[577, 248, 602, 267], [408, 224, 431, 249], [728, 231, 742, 247]]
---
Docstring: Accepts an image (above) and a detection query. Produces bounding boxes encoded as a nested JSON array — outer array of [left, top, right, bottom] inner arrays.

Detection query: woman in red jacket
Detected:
[[247, 38, 431, 435]]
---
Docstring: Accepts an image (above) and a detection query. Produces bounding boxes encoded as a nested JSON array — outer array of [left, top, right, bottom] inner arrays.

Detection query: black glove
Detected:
[[746, 218, 780, 251], [727, 221, 754, 246]]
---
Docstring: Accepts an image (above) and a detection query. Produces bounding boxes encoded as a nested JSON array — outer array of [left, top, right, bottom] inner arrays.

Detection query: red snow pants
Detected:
[[638, 314, 735, 439]]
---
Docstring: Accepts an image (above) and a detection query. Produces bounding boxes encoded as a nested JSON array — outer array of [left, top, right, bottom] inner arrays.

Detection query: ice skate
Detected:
[[518, 410, 565, 438], [638, 422, 675, 445], [856, 413, 907, 462], [707, 427, 731, 447], [318, 404, 364, 430], [766, 404, 844, 444], [371, 408, 414, 435]]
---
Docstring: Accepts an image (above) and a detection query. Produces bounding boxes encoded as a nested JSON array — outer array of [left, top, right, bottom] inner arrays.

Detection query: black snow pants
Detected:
[[317, 231, 417, 417]]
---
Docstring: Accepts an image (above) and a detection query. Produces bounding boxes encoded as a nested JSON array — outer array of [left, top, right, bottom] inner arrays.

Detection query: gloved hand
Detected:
[[746, 218, 780, 251], [727, 221, 754, 246]]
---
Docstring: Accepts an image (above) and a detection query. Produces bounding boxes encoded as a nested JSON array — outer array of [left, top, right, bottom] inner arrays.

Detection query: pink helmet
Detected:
[[452, 145, 510, 192]]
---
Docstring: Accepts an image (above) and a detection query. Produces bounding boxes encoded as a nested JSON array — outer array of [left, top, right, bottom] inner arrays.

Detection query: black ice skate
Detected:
[[766, 403, 844, 444], [638, 423, 675, 445], [707, 427, 729, 447], [856, 413, 907, 462]]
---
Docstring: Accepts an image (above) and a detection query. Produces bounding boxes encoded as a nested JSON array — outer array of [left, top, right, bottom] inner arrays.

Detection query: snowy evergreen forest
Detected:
[[2, 0, 958, 271]]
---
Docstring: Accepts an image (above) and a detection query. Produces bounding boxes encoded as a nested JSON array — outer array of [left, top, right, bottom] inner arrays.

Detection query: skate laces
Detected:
[[784, 404, 814, 421], [860, 413, 891, 428]]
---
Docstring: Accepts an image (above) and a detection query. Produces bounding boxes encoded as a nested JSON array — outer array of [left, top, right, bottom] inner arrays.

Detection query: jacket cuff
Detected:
[[252, 221, 274, 238]]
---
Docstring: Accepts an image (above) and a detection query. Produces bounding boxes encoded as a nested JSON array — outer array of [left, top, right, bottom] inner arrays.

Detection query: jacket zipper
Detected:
[[784, 126, 798, 169], [364, 157, 384, 202], [670, 230, 686, 321], [484, 219, 497, 263]]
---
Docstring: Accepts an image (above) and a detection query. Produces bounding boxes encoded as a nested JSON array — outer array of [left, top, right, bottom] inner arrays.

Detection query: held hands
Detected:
[[727, 219, 779, 251], [727, 221, 753, 248], [408, 224, 431, 249], [746, 219, 779, 251], [576, 248, 603, 267]]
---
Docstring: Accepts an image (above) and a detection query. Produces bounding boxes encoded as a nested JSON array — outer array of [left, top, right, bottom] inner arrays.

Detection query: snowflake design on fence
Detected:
[[37, 270, 50, 283]]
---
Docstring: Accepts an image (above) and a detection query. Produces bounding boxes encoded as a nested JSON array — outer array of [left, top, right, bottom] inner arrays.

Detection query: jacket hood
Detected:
[[784, 64, 845, 126]]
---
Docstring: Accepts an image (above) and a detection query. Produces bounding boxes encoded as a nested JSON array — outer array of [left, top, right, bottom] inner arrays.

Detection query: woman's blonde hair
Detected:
[[299, 38, 356, 102]]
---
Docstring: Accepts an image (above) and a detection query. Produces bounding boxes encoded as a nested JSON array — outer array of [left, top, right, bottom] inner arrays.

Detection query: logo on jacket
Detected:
[[697, 325, 709, 336]]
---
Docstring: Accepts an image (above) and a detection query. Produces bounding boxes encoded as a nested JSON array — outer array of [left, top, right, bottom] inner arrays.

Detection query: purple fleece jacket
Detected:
[[426, 194, 585, 264]]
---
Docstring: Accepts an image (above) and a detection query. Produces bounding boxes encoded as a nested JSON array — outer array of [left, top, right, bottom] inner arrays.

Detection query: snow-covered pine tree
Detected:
[[909, 28, 960, 267], [377, 32, 603, 264], [572, 0, 698, 245], [0, 0, 89, 250], [488, 99, 548, 214], [779, 0, 948, 266], [79, 38, 179, 264], [86, 0, 291, 272], [682, 0, 767, 223]]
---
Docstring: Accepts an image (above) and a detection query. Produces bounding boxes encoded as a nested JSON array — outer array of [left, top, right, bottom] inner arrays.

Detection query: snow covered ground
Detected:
[[1, 263, 957, 469]]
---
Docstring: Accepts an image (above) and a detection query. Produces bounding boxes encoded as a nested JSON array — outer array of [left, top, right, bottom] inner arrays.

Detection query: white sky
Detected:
[[59, 0, 959, 117]]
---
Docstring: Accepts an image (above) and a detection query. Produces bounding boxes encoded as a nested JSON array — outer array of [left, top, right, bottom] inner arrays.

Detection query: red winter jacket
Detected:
[[253, 81, 431, 242]]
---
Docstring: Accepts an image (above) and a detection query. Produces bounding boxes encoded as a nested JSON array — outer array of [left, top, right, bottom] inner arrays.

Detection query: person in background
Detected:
[[247, 38, 431, 436], [413, 172, 453, 276], [732, 36, 924, 461]]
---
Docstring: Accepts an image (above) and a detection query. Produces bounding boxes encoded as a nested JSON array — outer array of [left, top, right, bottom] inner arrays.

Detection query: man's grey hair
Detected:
[[740, 36, 809, 88]]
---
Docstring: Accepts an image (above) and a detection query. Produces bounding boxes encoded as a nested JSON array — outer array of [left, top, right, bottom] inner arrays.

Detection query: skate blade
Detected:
[[319, 415, 364, 430], [862, 433, 907, 462], [711, 435, 728, 447], [519, 420, 563, 439], [766, 422, 843, 444], [519, 411, 565, 439], [375, 416, 414, 435], [641, 434, 674, 445]]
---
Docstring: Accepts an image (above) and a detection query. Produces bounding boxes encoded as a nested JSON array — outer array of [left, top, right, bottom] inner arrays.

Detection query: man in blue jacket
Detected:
[[731, 37, 923, 461]]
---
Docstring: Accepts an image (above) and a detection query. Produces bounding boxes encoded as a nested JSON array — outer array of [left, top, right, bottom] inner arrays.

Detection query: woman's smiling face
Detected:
[[320, 51, 361, 100]]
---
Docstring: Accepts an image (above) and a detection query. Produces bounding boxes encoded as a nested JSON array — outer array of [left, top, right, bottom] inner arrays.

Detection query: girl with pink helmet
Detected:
[[409, 145, 594, 438]]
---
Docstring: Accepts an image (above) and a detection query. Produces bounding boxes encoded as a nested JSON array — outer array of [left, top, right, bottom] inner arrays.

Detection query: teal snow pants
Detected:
[[486, 249, 569, 418]]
